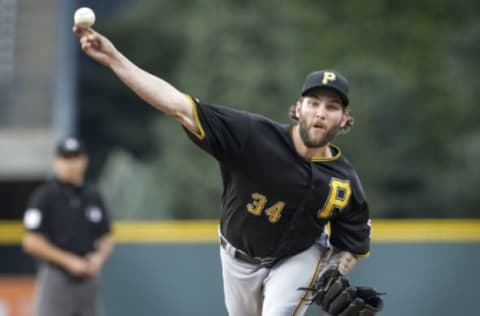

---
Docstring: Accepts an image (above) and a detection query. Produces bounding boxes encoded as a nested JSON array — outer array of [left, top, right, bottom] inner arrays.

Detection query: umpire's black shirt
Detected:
[[23, 178, 111, 261]]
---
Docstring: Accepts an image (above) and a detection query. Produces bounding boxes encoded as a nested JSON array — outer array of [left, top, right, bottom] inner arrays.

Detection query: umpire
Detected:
[[22, 137, 113, 316]]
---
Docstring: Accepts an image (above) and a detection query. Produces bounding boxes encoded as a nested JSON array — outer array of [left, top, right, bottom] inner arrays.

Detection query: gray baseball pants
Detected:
[[35, 264, 104, 316]]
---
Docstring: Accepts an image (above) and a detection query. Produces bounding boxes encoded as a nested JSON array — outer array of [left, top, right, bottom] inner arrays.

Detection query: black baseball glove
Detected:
[[299, 268, 384, 316]]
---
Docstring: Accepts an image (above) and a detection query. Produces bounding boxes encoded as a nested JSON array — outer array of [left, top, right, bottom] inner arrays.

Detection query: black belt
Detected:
[[219, 236, 278, 268]]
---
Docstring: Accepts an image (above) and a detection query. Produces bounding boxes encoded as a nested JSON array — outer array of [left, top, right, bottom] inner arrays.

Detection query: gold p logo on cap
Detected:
[[322, 72, 336, 84]]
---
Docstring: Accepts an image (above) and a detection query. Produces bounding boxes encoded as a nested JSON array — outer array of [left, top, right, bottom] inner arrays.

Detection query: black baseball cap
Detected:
[[55, 137, 87, 157], [301, 70, 349, 106]]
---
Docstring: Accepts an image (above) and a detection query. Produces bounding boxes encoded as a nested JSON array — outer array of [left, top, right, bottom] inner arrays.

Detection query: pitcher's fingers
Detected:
[[81, 41, 91, 51], [80, 33, 98, 46], [73, 25, 85, 37], [80, 36, 90, 47], [73, 25, 94, 38]]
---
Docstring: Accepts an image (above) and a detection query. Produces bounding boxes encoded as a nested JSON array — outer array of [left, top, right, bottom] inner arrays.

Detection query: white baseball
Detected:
[[74, 7, 95, 28]]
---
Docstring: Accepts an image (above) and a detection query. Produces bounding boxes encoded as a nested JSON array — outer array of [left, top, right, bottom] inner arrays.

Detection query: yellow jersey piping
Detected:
[[291, 253, 324, 315], [310, 144, 342, 162], [184, 94, 206, 140]]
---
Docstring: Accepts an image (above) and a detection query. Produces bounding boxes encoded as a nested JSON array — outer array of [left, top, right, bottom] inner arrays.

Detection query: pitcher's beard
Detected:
[[299, 120, 339, 148]]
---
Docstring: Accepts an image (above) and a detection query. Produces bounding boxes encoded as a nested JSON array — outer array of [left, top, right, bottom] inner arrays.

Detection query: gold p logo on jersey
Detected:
[[322, 72, 336, 84], [318, 178, 351, 219]]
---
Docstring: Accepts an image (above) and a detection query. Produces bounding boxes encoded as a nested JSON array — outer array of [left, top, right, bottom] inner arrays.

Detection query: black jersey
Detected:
[[23, 178, 111, 258], [184, 98, 370, 259]]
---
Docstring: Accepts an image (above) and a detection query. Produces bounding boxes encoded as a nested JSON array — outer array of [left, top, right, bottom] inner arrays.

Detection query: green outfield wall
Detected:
[[1, 220, 479, 316]]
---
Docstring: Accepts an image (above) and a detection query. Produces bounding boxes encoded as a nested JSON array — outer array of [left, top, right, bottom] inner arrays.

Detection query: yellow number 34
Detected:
[[246, 193, 285, 223]]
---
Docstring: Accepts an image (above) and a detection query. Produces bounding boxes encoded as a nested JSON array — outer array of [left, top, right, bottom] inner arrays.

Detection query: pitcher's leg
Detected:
[[262, 244, 324, 316], [220, 247, 268, 316]]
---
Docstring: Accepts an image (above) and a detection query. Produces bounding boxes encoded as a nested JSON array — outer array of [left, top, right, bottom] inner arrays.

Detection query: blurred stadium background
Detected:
[[1, 0, 479, 315]]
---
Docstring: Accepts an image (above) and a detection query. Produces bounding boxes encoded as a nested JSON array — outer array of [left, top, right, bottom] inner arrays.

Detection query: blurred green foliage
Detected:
[[78, 0, 480, 219]]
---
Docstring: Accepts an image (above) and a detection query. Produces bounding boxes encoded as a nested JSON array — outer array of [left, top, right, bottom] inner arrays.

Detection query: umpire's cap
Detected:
[[55, 137, 87, 158], [301, 70, 349, 106]]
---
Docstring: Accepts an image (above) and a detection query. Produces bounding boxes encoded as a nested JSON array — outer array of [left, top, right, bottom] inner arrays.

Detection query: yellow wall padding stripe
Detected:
[[0, 221, 24, 244], [371, 219, 480, 242], [113, 220, 218, 243], [1, 219, 480, 245]]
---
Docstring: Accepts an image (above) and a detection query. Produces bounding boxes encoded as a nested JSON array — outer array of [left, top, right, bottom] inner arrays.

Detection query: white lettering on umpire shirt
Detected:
[[86, 206, 103, 223], [24, 208, 42, 229]]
